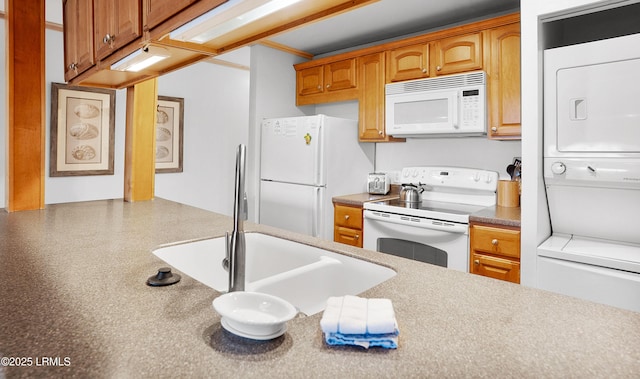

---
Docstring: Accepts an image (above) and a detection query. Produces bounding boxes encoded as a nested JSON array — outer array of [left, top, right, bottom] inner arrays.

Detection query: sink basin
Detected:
[[152, 233, 396, 315]]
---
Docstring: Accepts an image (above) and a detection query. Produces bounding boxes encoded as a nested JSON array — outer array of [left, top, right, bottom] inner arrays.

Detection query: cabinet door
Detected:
[[94, 0, 142, 60], [433, 32, 483, 75], [386, 43, 429, 82], [324, 59, 357, 92], [471, 253, 520, 283], [63, 0, 95, 81], [297, 66, 324, 97], [488, 23, 521, 139], [143, 0, 198, 30], [358, 52, 403, 142]]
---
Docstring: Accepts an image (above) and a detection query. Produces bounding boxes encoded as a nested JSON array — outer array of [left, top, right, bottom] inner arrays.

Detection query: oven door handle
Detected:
[[364, 210, 468, 234]]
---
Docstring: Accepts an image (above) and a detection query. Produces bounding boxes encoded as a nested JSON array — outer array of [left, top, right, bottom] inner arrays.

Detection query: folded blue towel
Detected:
[[320, 295, 399, 349]]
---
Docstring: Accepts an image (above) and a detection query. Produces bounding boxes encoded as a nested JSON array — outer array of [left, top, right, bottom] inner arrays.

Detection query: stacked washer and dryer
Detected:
[[538, 33, 640, 312]]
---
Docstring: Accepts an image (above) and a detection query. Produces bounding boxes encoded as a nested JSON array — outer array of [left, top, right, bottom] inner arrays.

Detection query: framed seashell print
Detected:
[[155, 96, 184, 173], [50, 83, 115, 176]]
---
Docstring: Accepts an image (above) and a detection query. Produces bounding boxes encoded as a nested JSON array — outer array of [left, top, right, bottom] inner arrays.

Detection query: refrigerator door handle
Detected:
[[312, 187, 322, 238]]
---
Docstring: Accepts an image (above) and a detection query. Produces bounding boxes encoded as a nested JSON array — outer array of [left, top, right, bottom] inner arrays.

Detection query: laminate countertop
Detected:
[[1, 199, 638, 378]]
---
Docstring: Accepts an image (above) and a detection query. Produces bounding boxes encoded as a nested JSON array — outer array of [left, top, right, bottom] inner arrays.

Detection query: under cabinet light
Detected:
[[170, 0, 303, 44], [111, 46, 169, 72]]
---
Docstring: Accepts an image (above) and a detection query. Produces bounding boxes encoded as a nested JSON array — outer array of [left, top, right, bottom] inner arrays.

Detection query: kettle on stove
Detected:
[[399, 183, 424, 203]]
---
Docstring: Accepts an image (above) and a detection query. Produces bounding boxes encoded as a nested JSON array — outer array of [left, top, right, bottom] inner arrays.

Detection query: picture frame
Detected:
[[155, 96, 184, 173], [50, 82, 116, 177]]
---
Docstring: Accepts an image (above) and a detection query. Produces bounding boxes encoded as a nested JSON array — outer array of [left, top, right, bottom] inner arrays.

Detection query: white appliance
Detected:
[[259, 115, 374, 240], [385, 71, 486, 138], [539, 33, 640, 312], [364, 167, 498, 272]]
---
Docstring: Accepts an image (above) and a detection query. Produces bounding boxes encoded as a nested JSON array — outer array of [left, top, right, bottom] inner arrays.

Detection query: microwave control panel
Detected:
[[460, 89, 483, 128]]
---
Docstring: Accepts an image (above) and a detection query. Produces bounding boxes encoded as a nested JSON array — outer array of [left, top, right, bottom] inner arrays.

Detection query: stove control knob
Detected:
[[485, 174, 493, 184], [551, 162, 566, 175], [473, 173, 481, 182]]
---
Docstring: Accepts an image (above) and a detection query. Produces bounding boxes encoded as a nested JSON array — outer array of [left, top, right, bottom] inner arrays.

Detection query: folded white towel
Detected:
[[320, 295, 399, 349]]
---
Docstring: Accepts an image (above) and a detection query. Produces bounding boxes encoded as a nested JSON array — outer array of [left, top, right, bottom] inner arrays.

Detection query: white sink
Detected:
[[152, 233, 396, 315]]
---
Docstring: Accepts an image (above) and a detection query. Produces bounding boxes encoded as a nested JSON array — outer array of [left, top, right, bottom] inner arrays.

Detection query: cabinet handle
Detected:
[[103, 34, 115, 46], [474, 259, 480, 265], [492, 239, 499, 246], [68, 63, 78, 71], [326, 84, 331, 88], [436, 65, 442, 71], [344, 215, 350, 220], [491, 126, 498, 132], [317, 85, 322, 90], [355, 234, 360, 240], [378, 130, 383, 136], [421, 68, 427, 73]]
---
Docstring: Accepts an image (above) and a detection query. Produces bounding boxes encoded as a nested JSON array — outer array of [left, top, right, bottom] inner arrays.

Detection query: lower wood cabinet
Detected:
[[333, 203, 364, 248], [470, 221, 521, 284]]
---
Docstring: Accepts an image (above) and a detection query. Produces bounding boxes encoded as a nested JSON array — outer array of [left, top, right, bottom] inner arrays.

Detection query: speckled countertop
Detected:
[[470, 205, 521, 228], [1, 198, 638, 378]]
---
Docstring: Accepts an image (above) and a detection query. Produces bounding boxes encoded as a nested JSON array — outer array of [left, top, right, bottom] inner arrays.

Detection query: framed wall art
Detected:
[[50, 82, 116, 176], [155, 96, 184, 173]]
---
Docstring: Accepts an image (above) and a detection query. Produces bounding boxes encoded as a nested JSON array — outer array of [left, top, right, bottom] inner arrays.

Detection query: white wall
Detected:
[[519, 0, 623, 287], [154, 61, 250, 216]]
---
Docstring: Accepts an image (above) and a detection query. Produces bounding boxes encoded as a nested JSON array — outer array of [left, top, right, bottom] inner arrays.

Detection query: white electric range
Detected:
[[363, 166, 498, 272]]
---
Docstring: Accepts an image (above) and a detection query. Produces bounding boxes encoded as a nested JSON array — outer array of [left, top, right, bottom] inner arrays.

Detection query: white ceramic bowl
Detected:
[[213, 292, 297, 338]]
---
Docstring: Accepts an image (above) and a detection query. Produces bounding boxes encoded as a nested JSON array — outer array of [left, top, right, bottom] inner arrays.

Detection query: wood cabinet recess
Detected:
[[386, 43, 430, 82], [432, 32, 484, 75], [63, 0, 95, 82], [488, 23, 521, 139], [334, 204, 364, 248], [93, 0, 142, 61], [470, 222, 521, 284], [143, 0, 199, 30]]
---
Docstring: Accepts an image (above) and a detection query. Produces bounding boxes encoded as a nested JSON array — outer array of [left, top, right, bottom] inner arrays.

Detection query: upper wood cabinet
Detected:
[[296, 58, 358, 105], [433, 32, 483, 75], [63, 0, 95, 82], [94, 0, 142, 61], [488, 23, 521, 139], [386, 43, 430, 82], [143, 0, 199, 30]]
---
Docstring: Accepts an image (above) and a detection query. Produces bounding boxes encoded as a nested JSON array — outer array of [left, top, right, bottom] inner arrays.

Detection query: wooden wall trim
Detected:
[[5, 1, 46, 211]]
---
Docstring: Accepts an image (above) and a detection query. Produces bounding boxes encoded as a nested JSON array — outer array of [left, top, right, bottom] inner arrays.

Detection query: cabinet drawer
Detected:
[[334, 226, 362, 248], [470, 224, 520, 258], [471, 253, 520, 284], [334, 205, 363, 229]]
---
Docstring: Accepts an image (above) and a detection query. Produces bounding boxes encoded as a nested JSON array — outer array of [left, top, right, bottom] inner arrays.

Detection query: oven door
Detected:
[[363, 210, 469, 272]]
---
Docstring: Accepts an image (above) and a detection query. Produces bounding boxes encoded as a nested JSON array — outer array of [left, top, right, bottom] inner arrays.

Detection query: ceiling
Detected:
[[267, 0, 520, 57]]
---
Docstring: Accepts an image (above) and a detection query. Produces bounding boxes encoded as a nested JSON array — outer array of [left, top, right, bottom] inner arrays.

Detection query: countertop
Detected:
[[1, 199, 638, 378], [470, 205, 521, 228]]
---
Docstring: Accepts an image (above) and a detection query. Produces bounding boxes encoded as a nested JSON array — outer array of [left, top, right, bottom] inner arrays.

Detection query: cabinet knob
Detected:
[[491, 126, 498, 132], [344, 215, 350, 220], [326, 84, 331, 88], [378, 130, 383, 136], [421, 68, 427, 73], [436, 65, 442, 71], [103, 34, 115, 45], [491, 239, 499, 246], [474, 259, 480, 265], [68, 63, 78, 71], [355, 234, 360, 240], [317, 85, 322, 90]]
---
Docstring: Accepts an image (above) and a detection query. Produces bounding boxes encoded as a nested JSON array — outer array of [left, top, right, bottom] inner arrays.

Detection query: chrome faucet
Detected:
[[223, 144, 248, 292]]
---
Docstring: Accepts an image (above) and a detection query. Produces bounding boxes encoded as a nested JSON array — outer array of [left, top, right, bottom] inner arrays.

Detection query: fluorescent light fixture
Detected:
[[170, 0, 303, 44], [111, 46, 170, 72]]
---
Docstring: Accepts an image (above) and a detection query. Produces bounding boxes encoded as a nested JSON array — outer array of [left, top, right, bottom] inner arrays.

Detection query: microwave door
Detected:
[[386, 90, 457, 136]]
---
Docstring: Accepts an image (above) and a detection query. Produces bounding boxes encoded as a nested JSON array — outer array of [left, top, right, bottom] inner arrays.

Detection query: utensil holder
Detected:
[[497, 180, 520, 207]]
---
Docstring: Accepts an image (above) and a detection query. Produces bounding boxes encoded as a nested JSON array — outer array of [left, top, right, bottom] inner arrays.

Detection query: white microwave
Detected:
[[385, 71, 486, 137]]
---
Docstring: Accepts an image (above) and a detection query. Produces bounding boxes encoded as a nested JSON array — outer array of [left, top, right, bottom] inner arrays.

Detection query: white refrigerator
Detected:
[[259, 115, 374, 240]]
